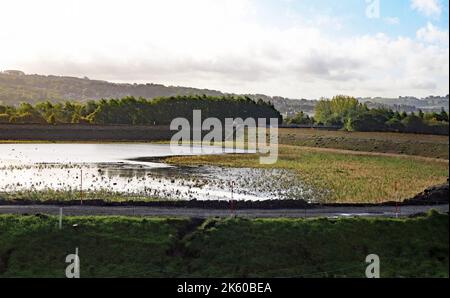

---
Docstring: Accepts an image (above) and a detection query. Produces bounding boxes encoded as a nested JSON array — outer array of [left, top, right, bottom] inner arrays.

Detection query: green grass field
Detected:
[[0, 211, 447, 278]]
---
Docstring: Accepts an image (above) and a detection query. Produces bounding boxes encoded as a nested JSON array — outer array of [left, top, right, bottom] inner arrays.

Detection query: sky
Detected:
[[0, 0, 448, 99]]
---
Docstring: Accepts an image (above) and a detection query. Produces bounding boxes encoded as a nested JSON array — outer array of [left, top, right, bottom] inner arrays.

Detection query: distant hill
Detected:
[[358, 95, 449, 113], [0, 70, 314, 117], [0, 71, 225, 104], [0, 70, 448, 116]]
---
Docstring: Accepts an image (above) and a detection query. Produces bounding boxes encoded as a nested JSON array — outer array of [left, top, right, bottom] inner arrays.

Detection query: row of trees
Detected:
[[0, 95, 282, 125], [285, 95, 449, 135], [285, 111, 314, 125]]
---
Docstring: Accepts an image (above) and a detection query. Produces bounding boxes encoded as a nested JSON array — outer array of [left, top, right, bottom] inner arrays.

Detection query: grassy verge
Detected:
[[279, 128, 449, 159], [0, 211, 447, 277], [164, 145, 449, 203]]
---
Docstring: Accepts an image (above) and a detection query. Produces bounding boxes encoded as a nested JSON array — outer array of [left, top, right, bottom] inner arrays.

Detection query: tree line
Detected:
[[285, 95, 449, 135], [0, 95, 282, 125]]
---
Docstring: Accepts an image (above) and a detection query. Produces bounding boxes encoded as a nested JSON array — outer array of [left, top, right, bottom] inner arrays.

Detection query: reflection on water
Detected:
[[0, 143, 316, 201]]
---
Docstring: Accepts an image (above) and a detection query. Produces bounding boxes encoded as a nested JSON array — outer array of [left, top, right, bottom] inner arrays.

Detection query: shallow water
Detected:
[[0, 143, 315, 201]]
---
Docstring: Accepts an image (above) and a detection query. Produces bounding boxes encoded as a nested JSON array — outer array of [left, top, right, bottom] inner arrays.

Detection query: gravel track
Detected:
[[0, 204, 447, 218]]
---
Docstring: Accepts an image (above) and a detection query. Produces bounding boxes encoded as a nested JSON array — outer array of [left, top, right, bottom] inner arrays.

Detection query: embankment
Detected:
[[0, 124, 174, 141], [0, 211, 447, 277]]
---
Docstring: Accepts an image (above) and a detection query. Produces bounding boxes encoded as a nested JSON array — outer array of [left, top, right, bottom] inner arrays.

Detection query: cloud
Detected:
[[384, 17, 400, 25], [0, 0, 448, 98], [416, 22, 449, 45], [411, 0, 442, 17]]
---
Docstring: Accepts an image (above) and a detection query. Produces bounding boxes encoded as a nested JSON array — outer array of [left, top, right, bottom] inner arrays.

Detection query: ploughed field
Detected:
[[279, 128, 449, 159], [0, 129, 448, 204]]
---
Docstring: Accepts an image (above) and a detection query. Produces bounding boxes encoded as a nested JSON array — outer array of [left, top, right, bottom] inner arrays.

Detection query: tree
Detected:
[[418, 109, 424, 119], [438, 109, 449, 122], [47, 113, 56, 125], [401, 114, 426, 133], [287, 111, 312, 125], [345, 109, 389, 132], [0, 113, 9, 123], [400, 111, 408, 119], [314, 95, 366, 126], [385, 118, 403, 132]]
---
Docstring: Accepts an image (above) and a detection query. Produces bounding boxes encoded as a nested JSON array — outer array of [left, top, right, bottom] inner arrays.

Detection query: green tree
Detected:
[[314, 95, 366, 126], [287, 111, 312, 125], [418, 109, 424, 119]]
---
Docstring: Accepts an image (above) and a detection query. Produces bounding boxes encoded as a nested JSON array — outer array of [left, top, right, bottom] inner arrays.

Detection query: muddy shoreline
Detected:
[[0, 181, 447, 209]]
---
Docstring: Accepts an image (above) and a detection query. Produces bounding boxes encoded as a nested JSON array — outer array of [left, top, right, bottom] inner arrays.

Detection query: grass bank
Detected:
[[0, 211, 447, 278]]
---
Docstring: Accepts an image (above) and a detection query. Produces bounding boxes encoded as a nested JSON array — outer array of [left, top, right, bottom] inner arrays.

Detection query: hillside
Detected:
[[0, 71, 224, 104], [1, 71, 448, 117], [0, 71, 316, 117]]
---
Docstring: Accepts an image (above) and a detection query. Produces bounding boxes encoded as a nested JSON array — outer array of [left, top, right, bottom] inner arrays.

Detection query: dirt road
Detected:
[[282, 144, 449, 163]]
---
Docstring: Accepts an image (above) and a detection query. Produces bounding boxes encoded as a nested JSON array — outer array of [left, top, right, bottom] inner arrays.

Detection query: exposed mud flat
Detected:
[[0, 163, 315, 201], [0, 143, 316, 202]]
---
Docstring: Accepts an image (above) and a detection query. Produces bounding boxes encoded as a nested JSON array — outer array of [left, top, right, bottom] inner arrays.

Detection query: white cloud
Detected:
[[411, 0, 442, 17], [417, 22, 449, 45], [384, 17, 400, 25], [0, 0, 448, 98]]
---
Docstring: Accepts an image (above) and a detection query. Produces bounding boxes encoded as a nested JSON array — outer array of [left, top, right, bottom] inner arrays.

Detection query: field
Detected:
[[279, 128, 449, 159], [0, 211, 447, 278], [164, 144, 449, 203], [1, 126, 447, 159], [0, 128, 448, 204]]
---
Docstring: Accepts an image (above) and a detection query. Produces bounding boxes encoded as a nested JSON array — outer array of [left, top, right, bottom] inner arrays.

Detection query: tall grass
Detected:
[[165, 145, 449, 203]]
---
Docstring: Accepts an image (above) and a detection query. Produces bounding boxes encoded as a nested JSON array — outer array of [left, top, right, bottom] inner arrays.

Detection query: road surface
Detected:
[[0, 204, 447, 218]]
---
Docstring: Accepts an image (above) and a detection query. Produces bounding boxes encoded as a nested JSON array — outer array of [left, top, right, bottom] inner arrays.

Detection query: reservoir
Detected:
[[0, 143, 314, 201]]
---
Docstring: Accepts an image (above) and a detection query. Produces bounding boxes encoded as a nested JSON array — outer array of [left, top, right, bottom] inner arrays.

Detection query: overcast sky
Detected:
[[0, 0, 448, 99]]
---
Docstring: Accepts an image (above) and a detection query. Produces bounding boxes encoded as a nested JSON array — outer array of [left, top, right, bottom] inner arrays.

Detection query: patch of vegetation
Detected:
[[0, 211, 447, 277], [165, 145, 449, 203], [285, 95, 449, 135], [0, 95, 280, 125], [0, 190, 160, 203], [0, 215, 186, 277]]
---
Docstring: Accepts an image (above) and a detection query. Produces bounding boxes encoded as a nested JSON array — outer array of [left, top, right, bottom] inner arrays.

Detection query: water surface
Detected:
[[0, 143, 314, 201]]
